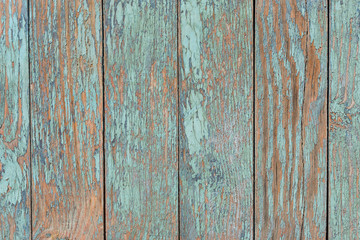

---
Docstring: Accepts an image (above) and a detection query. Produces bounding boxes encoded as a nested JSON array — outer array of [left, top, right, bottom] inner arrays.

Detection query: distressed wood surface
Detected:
[[0, 0, 30, 239], [179, 0, 253, 238], [1, 0, 360, 238], [104, 0, 178, 239], [30, 0, 104, 238], [255, 0, 328, 239], [329, 0, 360, 238]]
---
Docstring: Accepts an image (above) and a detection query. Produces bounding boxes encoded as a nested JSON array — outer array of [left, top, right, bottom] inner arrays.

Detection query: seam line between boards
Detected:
[[253, 0, 256, 239], [101, 0, 106, 239], [326, 0, 330, 239], [177, 0, 181, 239], [28, 0, 33, 239]]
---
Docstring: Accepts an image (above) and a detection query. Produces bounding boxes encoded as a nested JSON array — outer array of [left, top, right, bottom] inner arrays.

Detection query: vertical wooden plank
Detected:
[[104, 0, 178, 239], [0, 0, 30, 238], [30, 0, 103, 238], [329, 0, 360, 238], [179, 0, 253, 238], [255, 0, 327, 239]]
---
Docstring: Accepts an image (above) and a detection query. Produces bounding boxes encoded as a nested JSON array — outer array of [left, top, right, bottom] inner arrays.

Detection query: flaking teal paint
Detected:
[[255, 0, 328, 239], [180, 0, 253, 238], [30, 0, 104, 238], [0, 0, 30, 238], [2, 0, 360, 238], [329, 0, 360, 238], [104, 0, 178, 239]]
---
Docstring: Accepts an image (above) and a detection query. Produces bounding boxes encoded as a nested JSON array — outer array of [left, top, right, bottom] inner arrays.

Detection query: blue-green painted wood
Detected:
[[255, 0, 328, 239], [104, 0, 178, 239], [0, 0, 30, 238], [180, 0, 253, 238], [30, 0, 104, 238], [329, 0, 360, 238]]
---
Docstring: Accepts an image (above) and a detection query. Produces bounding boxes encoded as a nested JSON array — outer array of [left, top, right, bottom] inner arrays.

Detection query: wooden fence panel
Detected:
[[30, 0, 104, 238], [0, 0, 30, 238], [180, 0, 254, 238], [255, 0, 328, 238], [104, 0, 178, 238], [329, 0, 360, 238]]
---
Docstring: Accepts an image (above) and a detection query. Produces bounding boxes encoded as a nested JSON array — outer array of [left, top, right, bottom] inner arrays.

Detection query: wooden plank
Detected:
[[30, 0, 104, 238], [0, 0, 30, 238], [255, 0, 327, 238], [179, 0, 253, 238], [329, 0, 360, 238], [104, 0, 178, 238]]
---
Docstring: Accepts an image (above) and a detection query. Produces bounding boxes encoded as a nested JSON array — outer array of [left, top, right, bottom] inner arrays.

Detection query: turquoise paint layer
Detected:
[[104, 0, 178, 239], [0, 0, 30, 239], [330, 0, 360, 238], [180, 0, 253, 238]]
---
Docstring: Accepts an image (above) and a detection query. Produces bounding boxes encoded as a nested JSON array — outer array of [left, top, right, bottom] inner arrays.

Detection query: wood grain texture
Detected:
[[179, 0, 253, 238], [30, 0, 104, 238], [104, 0, 178, 239], [329, 0, 360, 238], [255, 0, 328, 239], [0, 0, 30, 238]]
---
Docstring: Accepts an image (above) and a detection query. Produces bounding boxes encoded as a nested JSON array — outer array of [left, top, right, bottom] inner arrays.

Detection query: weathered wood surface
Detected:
[[2, 0, 360, 238], [255, 0, 328, 239], [0, 0, 30, 239], [30, 0, 104, 238], [104, 0, 178, 239], [329, 0, 360, 238], [179, 0, 253, 238]]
